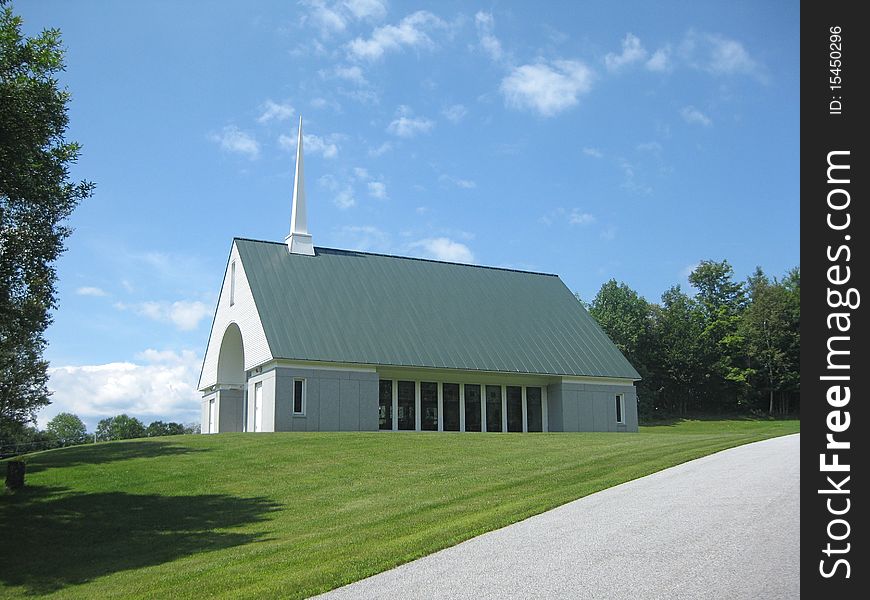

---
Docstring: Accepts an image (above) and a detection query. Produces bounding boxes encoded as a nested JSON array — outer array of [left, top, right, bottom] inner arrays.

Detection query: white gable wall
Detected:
[[198, 241, 272, 390]]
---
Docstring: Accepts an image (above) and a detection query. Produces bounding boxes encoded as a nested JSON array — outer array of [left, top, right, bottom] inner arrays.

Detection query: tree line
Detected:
[[0, 413, 200, 457], [586, 260, 799, 419]]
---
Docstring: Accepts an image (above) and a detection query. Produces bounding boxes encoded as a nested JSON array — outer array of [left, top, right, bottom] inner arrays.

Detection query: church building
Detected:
[[198, 119, 640, 434]]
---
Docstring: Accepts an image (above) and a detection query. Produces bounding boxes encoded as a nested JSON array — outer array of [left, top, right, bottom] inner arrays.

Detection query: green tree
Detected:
[[0, 5, 94, 431], [688, 260, 749, 411], [146, 421, 186, 437], [45, 411, 87, 445], [95, 415, 146, 441], [741, 267, 800, 415], [588, 279, 655, 414]]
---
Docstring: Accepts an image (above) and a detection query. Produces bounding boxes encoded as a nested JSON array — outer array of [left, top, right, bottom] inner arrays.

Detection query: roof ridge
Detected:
[[233, 237, 559, 277]]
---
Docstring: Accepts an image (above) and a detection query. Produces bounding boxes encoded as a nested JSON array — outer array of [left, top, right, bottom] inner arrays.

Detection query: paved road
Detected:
[[315, 434, 800, 600]]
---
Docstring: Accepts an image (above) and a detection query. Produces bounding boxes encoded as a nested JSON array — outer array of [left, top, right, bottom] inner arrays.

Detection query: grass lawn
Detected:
[[1, 419, 798, 599]]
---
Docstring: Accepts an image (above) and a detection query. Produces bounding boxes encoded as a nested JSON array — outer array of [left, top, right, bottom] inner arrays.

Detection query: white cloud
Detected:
[[368, 141, 393, 156], [600, 226, 617, 241], [319, 175, 356, 208], [645, 47, 671, 72], [500, 60, 594, 117], [279, 132, 340, 158], [353, 167, 370, 179], [367, 181, 388, 199], [681, 31, 763, 79], [680, 105, 712, 127], [604, 33, 647, 71], [333, 225, 391, 253], [257, 99, 295, 123], [306, 0, 349, 34], [582, 147, 603, 158], [343, 0, 387, 21], [209, 126, 260, 159], [440, 175, 476, 189], [76, 286, 107, 297], [347, 11, 447, 61], [474, 11, 503, 62], [115, 300, 212, 331], [410, 237, 475, 263], [387, 106, 434, 137], [442, 103, 468, 123], [569, 210, 596, 225], [44, 349, 202, 428], [327, 64, 368, 85]]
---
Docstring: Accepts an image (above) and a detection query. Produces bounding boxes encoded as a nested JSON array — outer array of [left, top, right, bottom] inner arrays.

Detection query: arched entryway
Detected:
[[210, 323, 246, 432]]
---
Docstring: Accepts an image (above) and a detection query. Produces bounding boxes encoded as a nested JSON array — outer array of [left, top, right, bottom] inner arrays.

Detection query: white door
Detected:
[[208, 398, 216, 433], [254, 382, 263, 432]]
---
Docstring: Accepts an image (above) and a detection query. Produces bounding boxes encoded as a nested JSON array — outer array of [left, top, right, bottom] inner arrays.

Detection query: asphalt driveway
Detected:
[[315, 433, 800, 600]]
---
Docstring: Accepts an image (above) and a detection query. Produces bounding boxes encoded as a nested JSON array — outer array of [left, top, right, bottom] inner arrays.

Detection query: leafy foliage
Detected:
[[96, 414, 146, 441], [146, 420, 186, 437], [45, 412, 87, 445], [0, 6, 93, 430], [586, 261, 800, 417]]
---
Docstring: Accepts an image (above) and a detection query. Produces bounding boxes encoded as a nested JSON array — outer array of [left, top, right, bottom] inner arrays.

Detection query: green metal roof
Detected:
[[235, 238, 640, 379]]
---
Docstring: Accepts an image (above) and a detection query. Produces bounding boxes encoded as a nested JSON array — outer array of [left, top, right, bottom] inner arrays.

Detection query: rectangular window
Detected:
[[486, 385, 502, 432], [230, 261, 236, 306], [420, 382, 438, 431], [616, 394, 625, 424], [254, 382, 263, 432], [397, 380, 415, 430], [442, 383, 460, 431], [464, 384, 481, 432], [506, 386, 523, 432], [379, 380, 393, 430], [526, 387, 543, 432], [208, 398, 216, 433], [293, 379, 305, 414]]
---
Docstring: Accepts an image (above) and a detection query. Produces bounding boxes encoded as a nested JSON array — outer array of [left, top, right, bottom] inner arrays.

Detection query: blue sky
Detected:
[[16, 1, 799, 429]]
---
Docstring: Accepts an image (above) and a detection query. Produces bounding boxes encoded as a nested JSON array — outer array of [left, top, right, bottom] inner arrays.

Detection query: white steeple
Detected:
[[286, 116, 315, 256]]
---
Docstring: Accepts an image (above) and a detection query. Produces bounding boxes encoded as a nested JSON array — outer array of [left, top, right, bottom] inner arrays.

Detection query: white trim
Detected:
[[501, 384, 508, 433], [521, 387, 528, 433], [415, 381, 421, 432], [561, 376, 638, 386], [292, 378, 306, 416], [542, 385, 549, 432], [459, 384, 466, 432], [391, 379, 398, 432], [229, 260, 236, 306], [253, 381, 263, 432], [437, 382, 444, 432]]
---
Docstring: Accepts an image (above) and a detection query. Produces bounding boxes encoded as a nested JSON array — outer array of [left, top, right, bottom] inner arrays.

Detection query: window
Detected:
[[464, 384, 481, 432], [506, 386, 523, 432], [253, 382, 263, 432], [397, 380, 415, 430], [379, 380, 393, 430], [526, 387, 543, 432], [485, 385, 502, 432], [230, 261, 236, 306], [442, 383, 460, 431], [208, 398, 216, 433], [293, 379, 305, 415], [616, 394, 625, 424], [421, 382, 438, 431]]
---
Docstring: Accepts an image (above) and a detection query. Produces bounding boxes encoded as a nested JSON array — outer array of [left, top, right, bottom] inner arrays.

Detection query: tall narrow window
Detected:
[[379, 380, 393, 430], [421, 382, 438, 431], [526, 387, 543, 432], [506, 386, 522, 432], [442, 383, 460, 431], [293, 379, 305, 414], [616, 394, 625, 424], [464, 384, 481, 432], [397, 381, 415, 430], [254, 382, 263, 432], [486, 385, 502, 432], [230, 260, 236, 306]]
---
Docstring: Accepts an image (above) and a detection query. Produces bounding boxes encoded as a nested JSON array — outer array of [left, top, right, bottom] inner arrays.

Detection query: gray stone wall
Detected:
[[269, 367, 379, 432], [549, 382, 638, 432]]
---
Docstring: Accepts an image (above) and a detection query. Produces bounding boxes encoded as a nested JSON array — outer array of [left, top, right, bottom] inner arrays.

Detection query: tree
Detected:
[[95, 415, 146, 441], [0, 6, 93, 431], [146, 420, 185, 437], [45, 411, 87, 445]]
